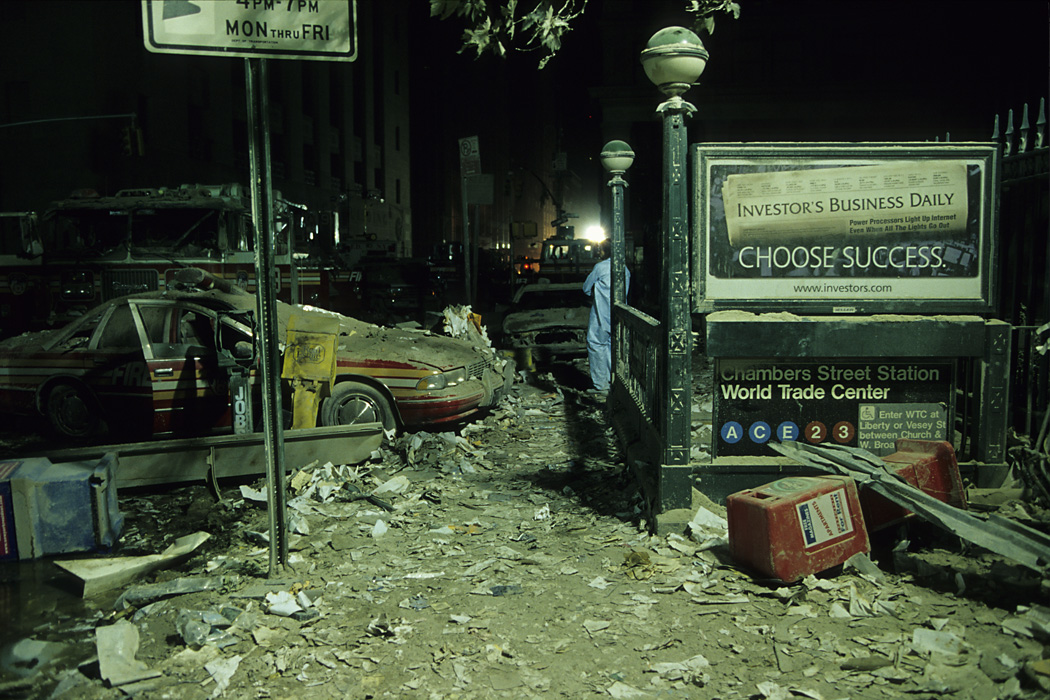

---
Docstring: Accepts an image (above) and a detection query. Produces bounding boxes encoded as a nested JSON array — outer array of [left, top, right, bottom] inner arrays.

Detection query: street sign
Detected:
[[713, 358, 954, 458], [459, 136, 481, 176], [141, 0, 357, 62]]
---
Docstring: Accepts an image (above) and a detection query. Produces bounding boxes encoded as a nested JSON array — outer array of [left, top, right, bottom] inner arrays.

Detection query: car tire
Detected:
[[320, 381, 396, 432], [46, 383, 102, 440]]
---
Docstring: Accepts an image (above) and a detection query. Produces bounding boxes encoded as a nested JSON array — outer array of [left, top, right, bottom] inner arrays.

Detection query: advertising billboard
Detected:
[[693, 143, 1000, 314]]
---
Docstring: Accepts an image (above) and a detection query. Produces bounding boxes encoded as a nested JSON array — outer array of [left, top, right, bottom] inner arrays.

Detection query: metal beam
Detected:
[[771, 440, 1050, 575]]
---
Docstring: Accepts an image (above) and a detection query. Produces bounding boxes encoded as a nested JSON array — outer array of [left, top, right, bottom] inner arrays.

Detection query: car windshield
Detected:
[[47, 209, 128, 260], [513, 287, 587, 311]]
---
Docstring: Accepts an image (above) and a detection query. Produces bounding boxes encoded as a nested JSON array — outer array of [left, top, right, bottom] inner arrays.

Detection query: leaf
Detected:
[[460, 16, 495, 58], [502, 0, 518, 38], [439, 0, 594, 66], [522, 4, 547, 31], [429, 0, 462, 21], [464, 0, 488, 22]]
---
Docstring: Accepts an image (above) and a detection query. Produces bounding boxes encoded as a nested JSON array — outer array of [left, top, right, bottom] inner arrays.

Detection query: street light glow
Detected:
[[583, 225, 606, 242]]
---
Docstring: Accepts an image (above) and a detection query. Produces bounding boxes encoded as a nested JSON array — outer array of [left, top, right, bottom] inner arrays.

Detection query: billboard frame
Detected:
[[692, 142, 1001, 316]]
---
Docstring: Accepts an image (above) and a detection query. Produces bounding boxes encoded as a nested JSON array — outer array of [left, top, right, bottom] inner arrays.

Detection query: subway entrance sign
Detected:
[[713, 358, 954, 458], [142, 0, 357, 61]]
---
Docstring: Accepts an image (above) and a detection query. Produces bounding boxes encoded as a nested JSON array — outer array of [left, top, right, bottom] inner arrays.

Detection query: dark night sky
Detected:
[[414, 0, 1049, 143], [409, 1, 1048, 241]]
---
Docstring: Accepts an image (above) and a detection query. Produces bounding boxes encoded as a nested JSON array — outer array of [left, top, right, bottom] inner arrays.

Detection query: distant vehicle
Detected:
[[427, 242, 465, 301], [500, 282, 589, 361], [0, 183, 322, 339], [0, 270, 508, 442], [536, 235, 603, 282], [534, 232, 636, 285], [354, 256, 429, 326]]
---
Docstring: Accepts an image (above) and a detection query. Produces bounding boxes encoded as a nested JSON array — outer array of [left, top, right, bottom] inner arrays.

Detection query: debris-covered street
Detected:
[[1, 2, 1047, 698], [2, 357, 1049, 700]]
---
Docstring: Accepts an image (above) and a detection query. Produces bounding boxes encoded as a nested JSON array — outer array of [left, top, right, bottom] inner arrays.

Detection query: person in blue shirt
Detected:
[[582, 239, 629, 394]]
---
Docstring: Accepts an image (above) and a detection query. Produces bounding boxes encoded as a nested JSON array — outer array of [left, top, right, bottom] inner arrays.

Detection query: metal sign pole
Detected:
[[245, 57, 288, 575], [471, 203, 479, 304], [142, 0, 358, 575], [462, 185, 472, 305]]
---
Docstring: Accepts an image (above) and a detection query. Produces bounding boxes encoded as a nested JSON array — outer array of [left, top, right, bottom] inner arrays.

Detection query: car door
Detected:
[[135, 300, 233, 437], [83, 300, 155, 438]]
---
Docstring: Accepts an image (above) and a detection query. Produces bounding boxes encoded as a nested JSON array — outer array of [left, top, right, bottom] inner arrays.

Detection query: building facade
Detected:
[[0, 0, 411, 257]]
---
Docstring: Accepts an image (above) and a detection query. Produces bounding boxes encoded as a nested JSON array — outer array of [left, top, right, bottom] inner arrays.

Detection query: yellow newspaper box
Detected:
[[281, 314, 340, 429]]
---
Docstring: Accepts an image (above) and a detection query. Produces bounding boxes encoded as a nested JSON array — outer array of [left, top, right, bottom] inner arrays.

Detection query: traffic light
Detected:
[[120, 125, 145, 156]]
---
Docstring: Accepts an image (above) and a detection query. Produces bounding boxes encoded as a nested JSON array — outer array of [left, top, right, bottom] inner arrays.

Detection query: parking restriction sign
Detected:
[[142, 0, 357, 62]]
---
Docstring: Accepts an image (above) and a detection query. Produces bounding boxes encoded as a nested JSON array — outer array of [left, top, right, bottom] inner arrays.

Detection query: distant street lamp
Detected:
[[640, 27, 708, 503], [601, 139, 634, 401], [600, 140, 634, 310]]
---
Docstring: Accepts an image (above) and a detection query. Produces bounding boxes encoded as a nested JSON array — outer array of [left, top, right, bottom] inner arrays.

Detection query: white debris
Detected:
[[204, 654, 241, 698], [687, 506, 728, 549], [583, 619, 611, 633], [371, 519, 389, 538], [607, 680, 652, 698], [238, 484, 267, 502], [95, 620, 161, 687], [649, 653, 710, 685], [373, 474, 410, 495], [264, 591, 302, 617], [912, 627, 966, 656]]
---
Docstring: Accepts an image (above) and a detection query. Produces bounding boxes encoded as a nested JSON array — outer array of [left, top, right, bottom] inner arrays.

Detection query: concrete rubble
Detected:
[[0, 362, 1048, 699]]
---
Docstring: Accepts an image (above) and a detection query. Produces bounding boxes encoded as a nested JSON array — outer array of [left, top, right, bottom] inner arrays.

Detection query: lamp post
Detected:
[[601, 140, 634, 398], [600, 140, 634, 310], [640, 27, 708, 510]]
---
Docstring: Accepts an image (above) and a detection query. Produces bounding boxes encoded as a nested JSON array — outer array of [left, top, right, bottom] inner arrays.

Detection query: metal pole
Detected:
[[289, 218, 300, 305], [245, 57, 288, 575], [462, 181, 472, 305], [610, 177, 627, 308], [659, 97, 695, 508], [471, 203, 479, 305], [609, 173, 627, 386]]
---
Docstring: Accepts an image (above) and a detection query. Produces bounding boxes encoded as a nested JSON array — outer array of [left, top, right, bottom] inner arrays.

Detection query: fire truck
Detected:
[[0, 183, 321, 339]]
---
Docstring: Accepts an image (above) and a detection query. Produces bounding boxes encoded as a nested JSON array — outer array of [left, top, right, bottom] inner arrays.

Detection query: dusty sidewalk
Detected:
[[1, 374, 1049, 699]]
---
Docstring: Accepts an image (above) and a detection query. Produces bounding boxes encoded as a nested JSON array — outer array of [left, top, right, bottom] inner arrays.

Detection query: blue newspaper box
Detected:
[[0, 454, 123, 560]]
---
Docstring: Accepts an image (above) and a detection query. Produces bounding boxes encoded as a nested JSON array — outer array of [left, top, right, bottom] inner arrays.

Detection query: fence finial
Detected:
[[1004, 108, 1015, 157], [1019, 103, 1030, 154], [1036, 97, 1046, 150]]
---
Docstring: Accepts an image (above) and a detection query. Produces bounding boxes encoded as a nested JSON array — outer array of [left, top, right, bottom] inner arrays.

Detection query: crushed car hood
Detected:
[[502, 307, 589, 334], [278, 304, 490, 372], [0, 287, 492, 373]]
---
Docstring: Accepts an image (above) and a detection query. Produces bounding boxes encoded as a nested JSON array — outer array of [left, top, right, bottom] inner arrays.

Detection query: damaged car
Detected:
[[0, 269, 508, 441], [500, 282, 590, 361]]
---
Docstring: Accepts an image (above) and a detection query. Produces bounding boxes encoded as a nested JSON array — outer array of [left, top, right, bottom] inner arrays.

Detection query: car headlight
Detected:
[[416, 367, 469, 391]]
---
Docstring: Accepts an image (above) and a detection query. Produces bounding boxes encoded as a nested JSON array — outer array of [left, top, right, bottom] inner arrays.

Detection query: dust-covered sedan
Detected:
[[0, 269, 508, 442], [500, 282, 590, 360]]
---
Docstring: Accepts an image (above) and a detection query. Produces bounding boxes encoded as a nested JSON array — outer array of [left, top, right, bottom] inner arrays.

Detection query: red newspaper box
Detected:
[[727, 475, 870, 583], [860, 439, 967, 532]]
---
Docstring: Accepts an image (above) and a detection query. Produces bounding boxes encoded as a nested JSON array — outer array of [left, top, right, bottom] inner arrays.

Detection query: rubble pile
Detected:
[[1, 379, 1048, 699]]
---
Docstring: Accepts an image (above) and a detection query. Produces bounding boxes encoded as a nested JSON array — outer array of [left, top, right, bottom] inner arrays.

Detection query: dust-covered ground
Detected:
[[1, 364, 1049, 699]]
